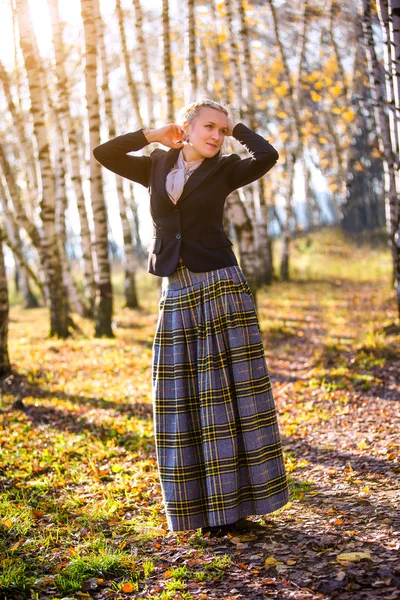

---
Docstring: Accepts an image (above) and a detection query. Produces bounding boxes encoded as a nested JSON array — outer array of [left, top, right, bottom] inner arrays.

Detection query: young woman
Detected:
[[93, 99, 289, 537]]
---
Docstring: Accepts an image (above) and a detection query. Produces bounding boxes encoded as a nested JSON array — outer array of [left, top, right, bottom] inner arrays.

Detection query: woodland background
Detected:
[[0, 0, 399, 599]]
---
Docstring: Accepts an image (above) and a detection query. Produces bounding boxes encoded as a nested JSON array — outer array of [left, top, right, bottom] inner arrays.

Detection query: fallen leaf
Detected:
[[163, 570, 173, 578], [265, 556, 278, 566], [336, 551, 371, 563], [357, 440, 369, 449], [121, 581, 136, 593]]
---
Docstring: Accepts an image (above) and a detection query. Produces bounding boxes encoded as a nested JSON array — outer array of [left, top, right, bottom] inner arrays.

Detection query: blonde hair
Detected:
[[178, 99, 230, 125]]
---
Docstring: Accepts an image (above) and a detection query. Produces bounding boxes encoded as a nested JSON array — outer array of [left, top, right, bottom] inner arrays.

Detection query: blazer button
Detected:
[[176, 233, 181, 239]]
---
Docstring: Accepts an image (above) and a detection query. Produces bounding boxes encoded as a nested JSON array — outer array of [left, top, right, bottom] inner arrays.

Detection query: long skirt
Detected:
[[152, 258, 289, 532]]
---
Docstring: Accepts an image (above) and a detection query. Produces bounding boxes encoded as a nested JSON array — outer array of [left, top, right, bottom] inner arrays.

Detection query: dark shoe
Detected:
[[231, 518, 266, 531], [201, 523, 233, 537]]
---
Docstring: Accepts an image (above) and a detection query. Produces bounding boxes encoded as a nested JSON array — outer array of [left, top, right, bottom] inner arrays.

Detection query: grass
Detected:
[[0, 226, 398, 598]]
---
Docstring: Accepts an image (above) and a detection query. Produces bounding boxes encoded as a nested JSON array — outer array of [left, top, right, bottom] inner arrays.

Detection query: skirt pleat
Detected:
[[152, 259, 289, 532]]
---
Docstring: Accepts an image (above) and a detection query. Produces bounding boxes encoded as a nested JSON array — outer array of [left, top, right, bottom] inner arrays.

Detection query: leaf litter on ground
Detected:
[[1, 229, 399, 599]]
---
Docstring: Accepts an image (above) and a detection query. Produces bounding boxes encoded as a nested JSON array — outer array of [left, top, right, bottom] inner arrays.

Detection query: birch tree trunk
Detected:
[[16, 0, 69, 338], [163, 0, 174, 121], [53, 139, 87, 316], [236, 0, 274, 285], [0, 59, 38, 204], [198, 37, 213, 98], [95, 0, 139, 308], [388, 0, 400, 312], [267, 0, 307, 280], [206, 0, 225, 97], [115, 0, 143, 127], [388, 0, 400, 163], [81, 0, 113, 336], [187, 0, 198, 101], [132, 0, 155, 127], [236, 0, 256, 126], [0, 227, 10, 376], [0, 179, 40, 308], [225, 191, 258, 306], [48, 0, 96, 317], [223, 0, 244, 113], [280, 152, 296, 282], [35, 45, 88, 317], [362, 0, 399, 300], [128, 183, 145, 259]]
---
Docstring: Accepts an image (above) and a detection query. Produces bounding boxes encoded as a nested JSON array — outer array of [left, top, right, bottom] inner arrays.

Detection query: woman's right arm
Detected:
[[92, 129, 152, 187], [92, 124, 185, 188]]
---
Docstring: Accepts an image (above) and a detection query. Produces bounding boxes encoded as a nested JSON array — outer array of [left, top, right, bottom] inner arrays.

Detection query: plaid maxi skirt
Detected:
[[152, 258, 289, 532]]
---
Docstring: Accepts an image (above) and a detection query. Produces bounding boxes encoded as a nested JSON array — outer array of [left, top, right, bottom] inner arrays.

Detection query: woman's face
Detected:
[[184, 107, 228, 160]]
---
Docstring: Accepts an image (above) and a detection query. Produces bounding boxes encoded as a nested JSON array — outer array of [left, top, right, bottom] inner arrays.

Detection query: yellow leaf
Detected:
[[336, 551, 371, 563], [329, 84, 342, 97], [342, 108, 355, 123], [357, 440, 369, 449], [265, 556, 278, 566], [3, 518, 13, 529], [311, 91, 321, 102], [286, 559, 297, 565], [277, 111, 288, 119]]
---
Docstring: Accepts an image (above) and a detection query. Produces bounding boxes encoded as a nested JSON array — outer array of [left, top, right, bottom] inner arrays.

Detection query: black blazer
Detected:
[[93, 123, 279, 277]]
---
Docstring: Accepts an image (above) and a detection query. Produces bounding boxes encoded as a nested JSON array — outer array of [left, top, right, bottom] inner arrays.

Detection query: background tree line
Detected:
[[0, 0, 399, 373]]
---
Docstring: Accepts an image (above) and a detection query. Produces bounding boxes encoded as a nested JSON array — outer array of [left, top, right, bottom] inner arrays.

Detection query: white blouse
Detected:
[[165, 150, 204, 204]]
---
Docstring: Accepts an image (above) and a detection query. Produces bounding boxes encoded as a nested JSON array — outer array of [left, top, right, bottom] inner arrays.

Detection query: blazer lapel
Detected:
[[154, 148, 222, 207], [154, 148, 179, 205], [177, 152, 222, 205]]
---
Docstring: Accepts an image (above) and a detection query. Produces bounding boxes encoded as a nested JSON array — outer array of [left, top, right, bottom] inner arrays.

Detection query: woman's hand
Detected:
[[143, 124, 185, 148]]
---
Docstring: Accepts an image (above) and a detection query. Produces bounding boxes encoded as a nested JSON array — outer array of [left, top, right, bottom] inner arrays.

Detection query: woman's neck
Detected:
[[182, 145, 204, 162]]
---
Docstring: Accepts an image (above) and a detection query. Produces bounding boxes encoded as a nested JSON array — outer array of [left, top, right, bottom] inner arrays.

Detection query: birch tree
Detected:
[[362, 0, 400, 311], [81, 0, 113, 336], [187, 0, 198, 101], [16, 0, 69, 338], [132, 0, 155, 127], [0, 227, 10, 376], [95, 0, 139, 308], [163, 0, 174, 121], [116, 0, 143, 127], [48, 0, 96, 317]]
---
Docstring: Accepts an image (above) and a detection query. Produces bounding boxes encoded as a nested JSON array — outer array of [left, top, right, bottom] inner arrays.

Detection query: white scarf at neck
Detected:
[[165, 150, 204, 204]]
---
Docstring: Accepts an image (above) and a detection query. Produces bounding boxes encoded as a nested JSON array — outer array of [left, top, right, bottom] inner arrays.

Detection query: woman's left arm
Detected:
[[225, 122, 279, 193]]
